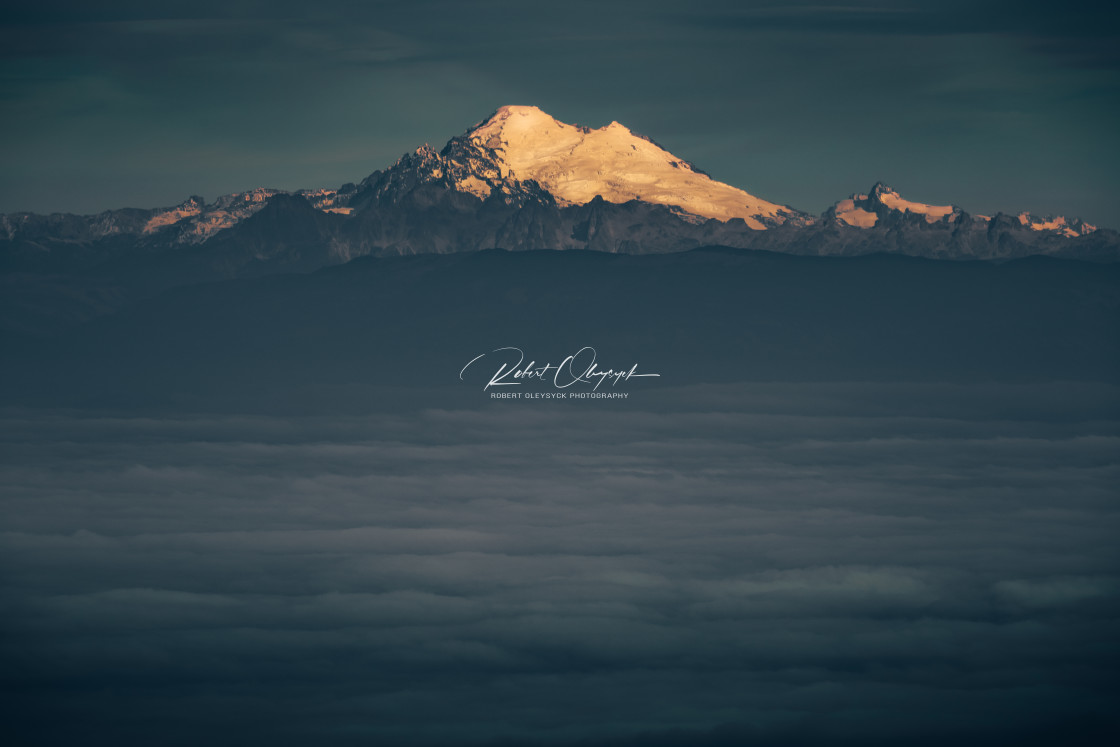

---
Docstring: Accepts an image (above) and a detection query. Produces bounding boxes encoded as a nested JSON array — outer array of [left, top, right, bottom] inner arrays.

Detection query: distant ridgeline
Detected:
[[2, 105, 1115, 285]]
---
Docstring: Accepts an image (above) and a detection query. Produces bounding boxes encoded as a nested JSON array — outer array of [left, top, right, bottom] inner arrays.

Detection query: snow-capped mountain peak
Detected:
[[870, 183, 957, 222], [833, 183, 960, 228], [449, 105, 808, 228]]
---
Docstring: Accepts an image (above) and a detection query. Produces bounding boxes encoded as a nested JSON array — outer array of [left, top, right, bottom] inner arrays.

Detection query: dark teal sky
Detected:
[[2, 0, 1118, 226]]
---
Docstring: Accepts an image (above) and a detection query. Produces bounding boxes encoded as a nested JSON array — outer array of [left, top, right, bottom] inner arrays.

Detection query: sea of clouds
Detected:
[[2, 381, 1118, 745]]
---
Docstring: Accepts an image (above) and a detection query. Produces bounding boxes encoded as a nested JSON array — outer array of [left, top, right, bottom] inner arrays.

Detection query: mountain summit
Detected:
[[832, 183, 959, 228], [444, 105, 808, 228]]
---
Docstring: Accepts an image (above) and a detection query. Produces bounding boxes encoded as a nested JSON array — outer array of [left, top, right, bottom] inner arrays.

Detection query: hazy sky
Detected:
[[1, 0, 1118, 225]]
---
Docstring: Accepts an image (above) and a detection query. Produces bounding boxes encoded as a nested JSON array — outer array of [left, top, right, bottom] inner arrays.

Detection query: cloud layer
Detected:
[[2, 381, 1118, 745]]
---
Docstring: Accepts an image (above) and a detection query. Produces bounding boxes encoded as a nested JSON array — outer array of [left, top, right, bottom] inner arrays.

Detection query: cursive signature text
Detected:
[[460, 347, 661, 391]]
